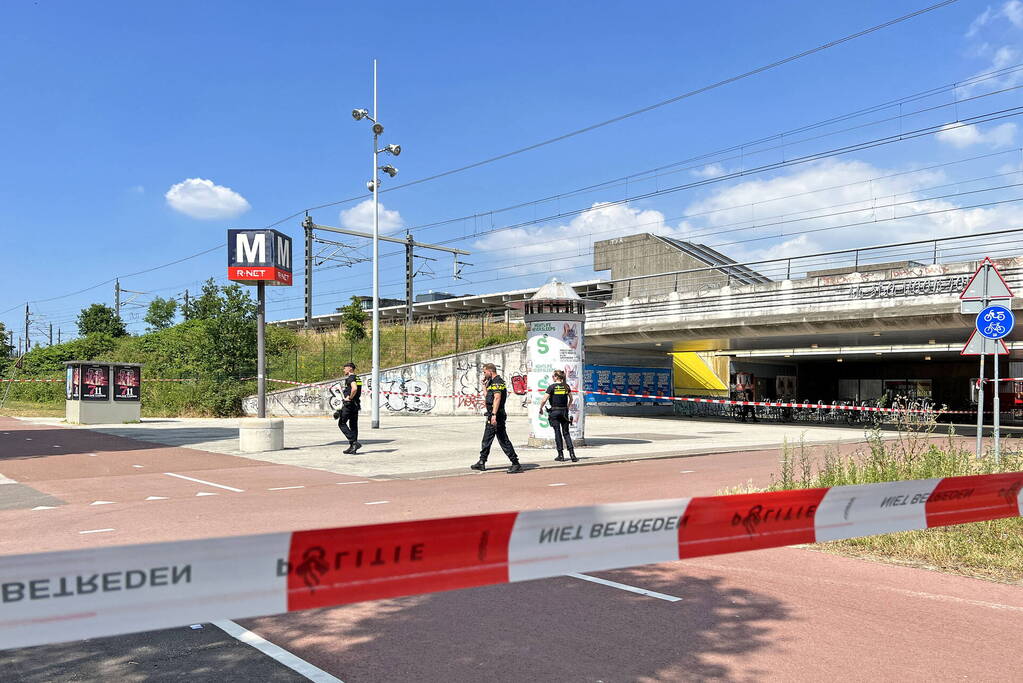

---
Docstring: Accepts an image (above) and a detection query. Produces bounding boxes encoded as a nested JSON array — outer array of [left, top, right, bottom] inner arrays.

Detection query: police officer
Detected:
[[538, 369, 577, 462], [471, 363, 523, 473], [333, 361, 362, 454]]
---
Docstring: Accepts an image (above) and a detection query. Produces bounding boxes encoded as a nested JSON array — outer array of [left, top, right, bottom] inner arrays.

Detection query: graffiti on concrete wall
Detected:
[[326, 382, 346, 412], [382, 369, 436, 413]]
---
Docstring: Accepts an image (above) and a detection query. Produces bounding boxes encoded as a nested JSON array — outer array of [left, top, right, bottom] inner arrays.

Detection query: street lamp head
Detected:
[[372, 122, 384, 135], [352, 108, 369, 121], [384, 144, 401, 156], [366, 180, 377, 192], [379, 164, 398, 178]]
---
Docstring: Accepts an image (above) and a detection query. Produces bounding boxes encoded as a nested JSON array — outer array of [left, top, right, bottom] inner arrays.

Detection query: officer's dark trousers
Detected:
[[549, 408, 574, 454], [338, 405, 359, 444], [480, 415, 518, 463]]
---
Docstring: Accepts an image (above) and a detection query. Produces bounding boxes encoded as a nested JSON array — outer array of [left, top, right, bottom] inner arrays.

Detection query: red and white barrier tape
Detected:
[[0, 472, 1019, 650], [0, 378, 195, 383], [260, 378, 967, 416]]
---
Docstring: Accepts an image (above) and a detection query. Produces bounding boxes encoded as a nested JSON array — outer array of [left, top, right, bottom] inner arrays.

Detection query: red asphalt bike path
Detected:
[[2, 417, 1022, 680]]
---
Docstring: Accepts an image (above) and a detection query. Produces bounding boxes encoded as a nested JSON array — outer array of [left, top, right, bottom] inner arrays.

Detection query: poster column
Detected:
[[527, 320, 585, 444]]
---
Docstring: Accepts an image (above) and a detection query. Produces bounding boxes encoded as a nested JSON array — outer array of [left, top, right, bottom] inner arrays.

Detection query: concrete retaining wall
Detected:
[[243, 341, 529, 417]]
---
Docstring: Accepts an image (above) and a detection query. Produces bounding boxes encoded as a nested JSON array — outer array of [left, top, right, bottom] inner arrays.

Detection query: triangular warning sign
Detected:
[[961, 328, 1009, 356], [960, 258, 1013, 300]]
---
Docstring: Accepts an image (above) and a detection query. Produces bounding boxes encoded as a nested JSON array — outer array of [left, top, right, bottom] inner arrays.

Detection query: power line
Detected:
[[264, 0, 961, 227]]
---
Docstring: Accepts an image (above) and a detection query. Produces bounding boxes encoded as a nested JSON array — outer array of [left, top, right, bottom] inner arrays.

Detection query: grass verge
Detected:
[[746, 413, 1023, 585]]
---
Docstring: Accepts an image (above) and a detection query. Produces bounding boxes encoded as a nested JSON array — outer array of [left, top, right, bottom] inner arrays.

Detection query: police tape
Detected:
[[1, 472, 1020, 650], [261, 378, 970, 416], [0, 378, 195, 383]]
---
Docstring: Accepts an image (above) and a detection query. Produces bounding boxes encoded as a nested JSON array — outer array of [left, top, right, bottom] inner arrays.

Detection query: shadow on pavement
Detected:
[[0, 429, 168, 459], [240, 565, 793, 682], [0, 624, 307, 683]]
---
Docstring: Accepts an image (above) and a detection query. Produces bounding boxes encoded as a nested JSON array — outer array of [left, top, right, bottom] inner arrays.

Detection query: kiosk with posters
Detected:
[[64, 362, 142, 424]]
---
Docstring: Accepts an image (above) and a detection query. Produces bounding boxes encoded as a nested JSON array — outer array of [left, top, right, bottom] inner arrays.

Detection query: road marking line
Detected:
[[132, 465, 144, 469], [52, 445, 61, 448], [336, 481, 369, 485], [31, 506, 56, 511], [212, 619, 343, 683], [364, 500, 389, 505], [0, 474, 16, 485], [196, 492, 218, 497], [269, 486, 305, 491], [87, 453, 99, 457], [567, 573, 682, 602], [24, 438, 31, 441], [79, 528, 114, 535], [548, 483, 567, 487], [164, 472, 243, 492], [145, 496, 168, 501], [680, 470, 695, 474], [90, 501, 115, 506]]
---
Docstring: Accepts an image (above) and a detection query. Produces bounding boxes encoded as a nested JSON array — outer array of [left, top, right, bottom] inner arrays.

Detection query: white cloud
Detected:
[[967, 6, 994, 37], [473, 158, 1023, 281], [691, 163, 726, 179], [164, 178, 251, 220], [339, 199, 403, 231], [1003, 0, 1023, 27], [935, 121, 1017, 148]]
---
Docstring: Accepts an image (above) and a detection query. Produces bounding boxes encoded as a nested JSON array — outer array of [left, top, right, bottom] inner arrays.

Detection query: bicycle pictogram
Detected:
[[977, 305, 1014, 340]]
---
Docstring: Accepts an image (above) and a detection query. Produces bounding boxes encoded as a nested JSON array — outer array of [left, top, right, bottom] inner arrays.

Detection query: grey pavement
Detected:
[[21, 414, 874, 479]]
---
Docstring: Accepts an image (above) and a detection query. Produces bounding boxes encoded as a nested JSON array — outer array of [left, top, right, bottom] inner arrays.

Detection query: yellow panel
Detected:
[[672, 352, 728, 395]]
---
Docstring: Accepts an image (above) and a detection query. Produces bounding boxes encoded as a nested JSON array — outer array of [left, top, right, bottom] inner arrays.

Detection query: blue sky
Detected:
[[2, 0, 1022, 341]]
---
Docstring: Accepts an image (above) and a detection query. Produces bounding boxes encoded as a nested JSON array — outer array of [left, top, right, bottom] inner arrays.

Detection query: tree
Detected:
[[0, 323, 13, 375], [77, 304, 127, 338], [340, 296, 368, 359], [183, 278, 224, 321], [144, 297, 178, 331]]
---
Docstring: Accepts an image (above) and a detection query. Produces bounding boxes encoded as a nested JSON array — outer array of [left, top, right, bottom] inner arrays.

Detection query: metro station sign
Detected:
[[227, 229, 293, 286]]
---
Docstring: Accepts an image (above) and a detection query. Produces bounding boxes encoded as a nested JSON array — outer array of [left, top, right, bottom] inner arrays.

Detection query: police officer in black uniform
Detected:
[[470, 362, 523, 473], [538, 369, 577, 462], [333, 362, 363, 454]]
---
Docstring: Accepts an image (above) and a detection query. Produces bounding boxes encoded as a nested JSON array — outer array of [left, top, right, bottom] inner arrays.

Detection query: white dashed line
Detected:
[[568, 573, 682, 602], [31, 506, 56, 511], [212, 620, 343, 682], [163, 472, 243, 492], [79, 528, 115, 535], [52, 445, 61, 448], [336, 481, 370, 485], [364, 500, 389, 505], [680, 470, 695, 474], [24, 438, 31, 441], [89, 500, 115, 506], [87, 453, 99, 457], [548, 483, 567, 487], [132, 465, 144, 469], [268, 486, 305, 491], [196, 492, 218, 497], [145, 496, 168, 501]]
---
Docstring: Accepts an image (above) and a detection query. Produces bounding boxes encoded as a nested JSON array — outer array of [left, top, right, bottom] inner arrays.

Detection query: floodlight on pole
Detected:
[[352, 59, 403, 430]]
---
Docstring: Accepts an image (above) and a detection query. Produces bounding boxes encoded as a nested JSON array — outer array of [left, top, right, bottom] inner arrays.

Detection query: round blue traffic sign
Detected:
[[977, 304, 1014, 339]]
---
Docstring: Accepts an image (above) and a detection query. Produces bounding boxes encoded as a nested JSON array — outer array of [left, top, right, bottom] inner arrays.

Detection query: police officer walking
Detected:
[[333, 361, 363, 454], [471, 363, 523, 473], [538, 369, 577, 462]]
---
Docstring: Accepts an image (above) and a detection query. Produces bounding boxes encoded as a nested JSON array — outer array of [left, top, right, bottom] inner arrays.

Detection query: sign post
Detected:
[[960, 258, 1014, 461], [228, 229, 293, 427]]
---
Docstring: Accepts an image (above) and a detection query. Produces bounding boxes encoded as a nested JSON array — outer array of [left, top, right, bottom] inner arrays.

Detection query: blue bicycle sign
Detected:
[[977, 304, 1015, 339]]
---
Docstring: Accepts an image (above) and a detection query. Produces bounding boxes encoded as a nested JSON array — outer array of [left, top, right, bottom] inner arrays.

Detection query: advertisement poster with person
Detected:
[[81, 365, 110, 401], [65, 366, 80, 401], [113, 366, 141, 402], [527, 320, 584, 442]]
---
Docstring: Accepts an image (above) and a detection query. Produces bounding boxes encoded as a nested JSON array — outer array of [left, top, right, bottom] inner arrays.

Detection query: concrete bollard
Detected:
[[239, 418, 284, 453]]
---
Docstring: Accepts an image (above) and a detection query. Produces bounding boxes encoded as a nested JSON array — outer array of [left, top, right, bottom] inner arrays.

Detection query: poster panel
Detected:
[[81, 365, 110, 401], [527, 320, 584, 441], [113, 366, 141, 402]]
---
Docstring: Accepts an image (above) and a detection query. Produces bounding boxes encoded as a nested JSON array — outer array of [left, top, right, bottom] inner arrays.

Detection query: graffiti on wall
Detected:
[[382, 369, 436, 413]]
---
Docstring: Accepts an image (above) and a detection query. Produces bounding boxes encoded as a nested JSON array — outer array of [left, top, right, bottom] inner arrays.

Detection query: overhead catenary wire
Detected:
[[262, 0, 963, 228]]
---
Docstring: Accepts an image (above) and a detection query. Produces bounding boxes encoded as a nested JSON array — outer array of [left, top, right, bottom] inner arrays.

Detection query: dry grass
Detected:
[[734, 408, 1023, 584], [0, 400, 64, 418], [271, 317, 526, 384]]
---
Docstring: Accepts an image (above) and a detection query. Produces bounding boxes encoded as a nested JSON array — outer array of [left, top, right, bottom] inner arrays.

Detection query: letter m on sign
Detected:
[[228, 229, 294, 287], [237, 233, 266, 264]]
